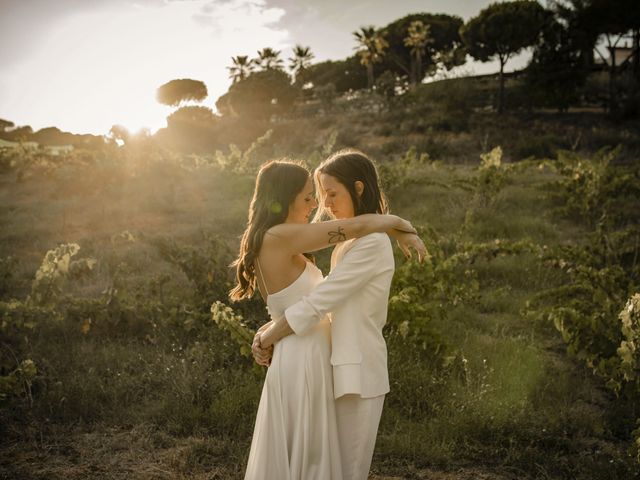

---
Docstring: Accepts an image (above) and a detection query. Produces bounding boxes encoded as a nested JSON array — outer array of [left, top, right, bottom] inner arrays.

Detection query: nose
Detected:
[[324, 197, 332, 208]]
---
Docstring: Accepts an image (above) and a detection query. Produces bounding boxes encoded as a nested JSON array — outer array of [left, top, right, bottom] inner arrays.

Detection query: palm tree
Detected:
[[227, 55, 253, 84], [253, 48, 284, 71], [288, 45, 314, 84], [404, 20, 434, 86], [353, 26, 389, 89]]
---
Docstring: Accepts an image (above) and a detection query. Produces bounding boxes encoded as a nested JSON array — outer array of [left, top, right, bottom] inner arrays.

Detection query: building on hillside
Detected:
[[0, 138, 39, 151], [44, 145, 74, 156], [594, 42, 636, 69]]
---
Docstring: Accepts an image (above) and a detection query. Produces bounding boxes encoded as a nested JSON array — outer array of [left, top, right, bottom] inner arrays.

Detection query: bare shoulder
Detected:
[[264, 223, 295, 238]]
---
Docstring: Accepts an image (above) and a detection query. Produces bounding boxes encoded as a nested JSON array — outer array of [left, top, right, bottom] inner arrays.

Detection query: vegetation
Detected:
[[156, 79, 209, 107], [1, 88, 640, 477], [1, 1, 640, 478], [461, 1, 547, 113]]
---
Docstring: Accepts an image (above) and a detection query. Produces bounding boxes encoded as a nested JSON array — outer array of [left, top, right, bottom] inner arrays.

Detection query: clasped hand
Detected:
[[252, 321, 274, 366]]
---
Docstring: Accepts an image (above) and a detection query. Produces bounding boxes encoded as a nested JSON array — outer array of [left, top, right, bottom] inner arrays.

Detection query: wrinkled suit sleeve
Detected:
[[285, 234, 384, 336]]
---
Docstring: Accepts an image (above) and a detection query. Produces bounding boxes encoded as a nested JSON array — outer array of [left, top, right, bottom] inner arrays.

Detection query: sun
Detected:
[[2, 0, 290, 136]]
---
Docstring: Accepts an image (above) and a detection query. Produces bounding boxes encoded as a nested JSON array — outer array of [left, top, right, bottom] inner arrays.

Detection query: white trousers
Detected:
[[334, 394, 385, 480]]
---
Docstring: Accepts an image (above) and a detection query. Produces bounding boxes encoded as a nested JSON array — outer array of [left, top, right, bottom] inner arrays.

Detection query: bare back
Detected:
[[254, 231, 317, 302]]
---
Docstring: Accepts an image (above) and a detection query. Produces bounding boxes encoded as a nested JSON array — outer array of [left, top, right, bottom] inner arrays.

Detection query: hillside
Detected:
[[1, 76, 639, 479]]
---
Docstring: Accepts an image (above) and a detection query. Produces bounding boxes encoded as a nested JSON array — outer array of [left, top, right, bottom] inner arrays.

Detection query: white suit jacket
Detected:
[[285, 232, 394, 399]]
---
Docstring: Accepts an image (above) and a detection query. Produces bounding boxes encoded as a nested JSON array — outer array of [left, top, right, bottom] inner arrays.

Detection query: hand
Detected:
[[394, 216, 417, 235], [396, 232, 428, 263], [252, 329, 273, 367]]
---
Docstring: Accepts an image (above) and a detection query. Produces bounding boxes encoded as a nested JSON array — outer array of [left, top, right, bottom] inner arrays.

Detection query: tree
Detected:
[[252, 48, 284, 71], [156, 79, 208, 107], [460, 1, 546, 113], [2, 125, 33, 142], [227, 56, 253, 84], [304, 56, 368, 93], [375, 70, 397, 99], [0, 119, 14, 132], [353, 26, 389, 89], [109, 125, 130, 144], [289, 45, 314, 85], [166, 105, 219, 130], [380, 14, 465, 85], [403, 20, 434, 86], [216, 69, 298, 120], [526, 10, 589, 112], [573, 0, 640, 111]]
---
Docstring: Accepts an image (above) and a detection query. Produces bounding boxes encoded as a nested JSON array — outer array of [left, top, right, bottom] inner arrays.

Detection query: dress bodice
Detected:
[[265, 261, 324, 320]]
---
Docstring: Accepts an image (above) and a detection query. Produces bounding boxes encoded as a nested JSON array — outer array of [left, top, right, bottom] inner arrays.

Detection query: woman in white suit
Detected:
[[257, 149, 424, 480]]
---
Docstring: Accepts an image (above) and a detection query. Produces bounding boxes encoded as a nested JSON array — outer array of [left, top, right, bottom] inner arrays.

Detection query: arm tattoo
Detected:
[[328, 226, 347, 244]]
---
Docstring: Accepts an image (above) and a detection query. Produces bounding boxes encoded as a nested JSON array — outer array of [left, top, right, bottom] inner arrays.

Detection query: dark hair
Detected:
[[315, 149, 388, 219], [229, 160, 309, 301]]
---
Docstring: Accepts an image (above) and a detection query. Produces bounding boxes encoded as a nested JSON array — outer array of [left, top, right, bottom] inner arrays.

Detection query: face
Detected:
[[285, 177, 317, 224], [319, 173, 356, 219]]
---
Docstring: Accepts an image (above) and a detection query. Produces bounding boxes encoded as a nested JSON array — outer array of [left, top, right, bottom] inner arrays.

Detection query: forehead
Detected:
[[318, 173, 344, 191], [297, 177, 313, 197]]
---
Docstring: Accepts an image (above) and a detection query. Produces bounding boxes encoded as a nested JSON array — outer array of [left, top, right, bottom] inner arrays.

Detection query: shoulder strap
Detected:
[[255, 257, 270, 296]]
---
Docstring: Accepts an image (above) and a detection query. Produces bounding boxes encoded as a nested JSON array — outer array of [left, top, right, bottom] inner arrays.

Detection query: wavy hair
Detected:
[[229, 160, 310, 301]]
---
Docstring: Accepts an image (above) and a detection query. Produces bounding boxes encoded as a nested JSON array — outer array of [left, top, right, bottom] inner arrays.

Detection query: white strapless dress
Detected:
[[244, 261, 343, 480]]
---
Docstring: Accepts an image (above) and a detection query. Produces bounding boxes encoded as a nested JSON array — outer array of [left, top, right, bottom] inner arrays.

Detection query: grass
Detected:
[[1, 109, 639, 479]]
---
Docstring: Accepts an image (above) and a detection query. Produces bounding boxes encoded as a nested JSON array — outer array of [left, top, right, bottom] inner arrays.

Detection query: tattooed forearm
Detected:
[[328, 226, 347, 244]]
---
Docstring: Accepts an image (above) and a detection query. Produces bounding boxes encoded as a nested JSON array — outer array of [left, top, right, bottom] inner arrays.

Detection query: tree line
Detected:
[[1, 0, 638, 150]]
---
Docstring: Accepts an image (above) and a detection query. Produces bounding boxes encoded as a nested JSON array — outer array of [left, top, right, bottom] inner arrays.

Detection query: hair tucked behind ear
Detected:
[[313, 148, 388, 222], [229, 160, 309, 301]]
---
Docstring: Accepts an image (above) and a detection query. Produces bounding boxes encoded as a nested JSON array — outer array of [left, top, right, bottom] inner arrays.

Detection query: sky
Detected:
[[0, 0, 535, 136]]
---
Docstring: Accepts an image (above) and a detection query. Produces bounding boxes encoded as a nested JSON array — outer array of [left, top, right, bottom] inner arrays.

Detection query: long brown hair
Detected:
[[314, 149, 388, 221], [229, 160, 310, 301]]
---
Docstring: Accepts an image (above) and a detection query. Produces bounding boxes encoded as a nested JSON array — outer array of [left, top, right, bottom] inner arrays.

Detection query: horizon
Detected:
[[0, 0, 534, 137]]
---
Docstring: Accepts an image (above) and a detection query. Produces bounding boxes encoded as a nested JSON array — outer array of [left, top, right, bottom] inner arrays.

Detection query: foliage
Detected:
[[227, 55, 253, 84], [476, 146, 512, 206], [216, 69, 299, 120], [0, 358, 37, 407], [156, 79, 208, 107], [210, 301, 254, 358], [524, 147, 640, 461], [29, 243, 97, 306], [403, 20, 433, 86], [159, 106, 221, 153], [541, 146, 640, 228], [289, 45, 314, 85], [315, 83, 337, 109], [252, 47, 284, 71], [526, 12, 589, 112], [374, 70, 397, 99], [380, 13, 465, 83], [0, 118, 15, 131], [304, 56, 368, 93], [353, 26, 389, 89], [213, 129, 275, 174], [147, 233, 234, 305], [618, 294, 640, 386], [460, 0, 546, 112]]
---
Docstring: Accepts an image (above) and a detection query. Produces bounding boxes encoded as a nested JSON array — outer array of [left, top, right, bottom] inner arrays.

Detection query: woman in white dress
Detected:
[[256, 150, 424, 480], [229, 159, 421, 480]]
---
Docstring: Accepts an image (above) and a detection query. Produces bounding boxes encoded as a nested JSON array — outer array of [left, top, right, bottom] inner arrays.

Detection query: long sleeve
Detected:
[[285, 234, 386, 335]]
